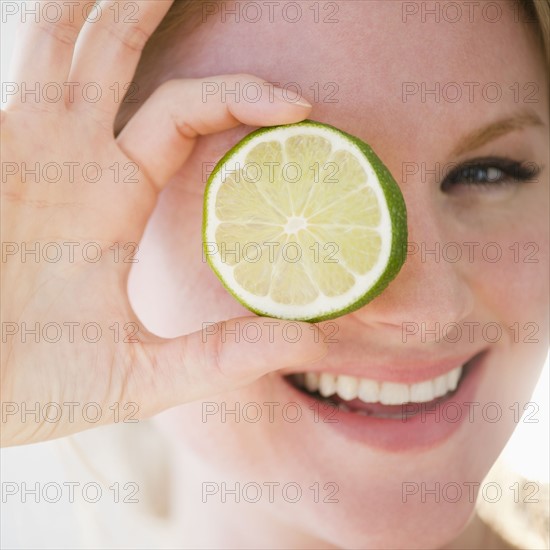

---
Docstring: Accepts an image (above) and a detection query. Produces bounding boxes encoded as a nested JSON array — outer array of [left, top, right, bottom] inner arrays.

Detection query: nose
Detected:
[[352, 192, 475, 334]]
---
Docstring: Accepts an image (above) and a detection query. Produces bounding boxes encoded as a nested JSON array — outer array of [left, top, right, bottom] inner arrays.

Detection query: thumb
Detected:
[[129, 317, 328, 414]]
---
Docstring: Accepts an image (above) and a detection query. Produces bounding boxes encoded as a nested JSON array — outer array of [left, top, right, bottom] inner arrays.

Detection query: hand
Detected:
[[0, 0, 327, 446]]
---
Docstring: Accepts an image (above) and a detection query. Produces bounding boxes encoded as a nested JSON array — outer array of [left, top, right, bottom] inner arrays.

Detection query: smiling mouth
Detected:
[[285, 359, 477, 419]]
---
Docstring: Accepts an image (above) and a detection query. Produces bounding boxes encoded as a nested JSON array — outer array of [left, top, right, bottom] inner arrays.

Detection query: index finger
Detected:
[[7, 0, 92, 94], [116, 75, 313, 193]]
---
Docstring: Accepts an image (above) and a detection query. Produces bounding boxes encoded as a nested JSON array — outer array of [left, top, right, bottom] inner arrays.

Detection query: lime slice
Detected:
[[203, 120, 407, 322]]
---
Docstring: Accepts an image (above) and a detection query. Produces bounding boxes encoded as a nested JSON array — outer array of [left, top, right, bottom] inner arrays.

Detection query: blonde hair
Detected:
[[115, 0, 550, 131], [530, 0, 550, 62]]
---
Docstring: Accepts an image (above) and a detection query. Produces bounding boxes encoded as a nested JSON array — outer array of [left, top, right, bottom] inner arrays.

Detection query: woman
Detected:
[[2, 0, 549, 548]]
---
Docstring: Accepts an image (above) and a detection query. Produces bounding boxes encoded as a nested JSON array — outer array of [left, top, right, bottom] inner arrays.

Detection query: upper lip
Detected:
[[281, 350, 485, 384]]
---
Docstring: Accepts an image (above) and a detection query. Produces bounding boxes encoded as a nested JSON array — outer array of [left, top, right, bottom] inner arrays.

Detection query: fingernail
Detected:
[[272, 86, 312, 108], [294, 97, 313, 108]]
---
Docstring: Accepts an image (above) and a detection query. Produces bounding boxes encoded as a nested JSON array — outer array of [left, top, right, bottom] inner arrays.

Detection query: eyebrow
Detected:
[[452, 110, 545, 157]]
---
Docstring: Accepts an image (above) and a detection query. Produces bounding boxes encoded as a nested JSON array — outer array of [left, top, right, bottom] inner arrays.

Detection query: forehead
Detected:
[[176, 1, 542, 82], [167, 0, 546, 156]]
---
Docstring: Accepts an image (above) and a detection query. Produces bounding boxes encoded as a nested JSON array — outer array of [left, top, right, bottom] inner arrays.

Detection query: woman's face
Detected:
[[129, 1, 549, 547]]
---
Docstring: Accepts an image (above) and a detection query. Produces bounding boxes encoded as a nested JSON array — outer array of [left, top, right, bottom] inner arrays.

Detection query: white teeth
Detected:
[[433, 374, 448, 398], [447, 367, 461, 391], [304, 372, 320, 393], [358, 379, 380, 402], [379, 382, 410, 405], [294, 365, 464, 406], [410, 380, 436, 403], [319, 373, 337, 397], [336, 375, 359, 400]]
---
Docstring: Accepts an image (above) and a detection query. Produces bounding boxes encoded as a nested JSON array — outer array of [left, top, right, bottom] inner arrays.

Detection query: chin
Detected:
[[304, 498, 476, 550]]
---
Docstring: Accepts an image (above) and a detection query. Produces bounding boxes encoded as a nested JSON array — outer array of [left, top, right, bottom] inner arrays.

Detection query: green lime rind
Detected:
[[202, 119, 408, 323]]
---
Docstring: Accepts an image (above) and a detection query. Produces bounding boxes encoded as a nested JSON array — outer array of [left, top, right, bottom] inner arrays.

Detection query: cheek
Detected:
[[459, 214, 549, 420], [464, 216, 549, 330]]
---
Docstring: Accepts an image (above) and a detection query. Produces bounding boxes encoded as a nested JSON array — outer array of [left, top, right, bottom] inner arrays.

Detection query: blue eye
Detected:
[[457, 166, 503, 184], [441, 157, 540, 192]]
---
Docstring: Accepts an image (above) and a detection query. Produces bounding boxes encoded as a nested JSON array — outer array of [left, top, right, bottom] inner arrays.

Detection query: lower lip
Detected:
[[281, 352, 487, 452]]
